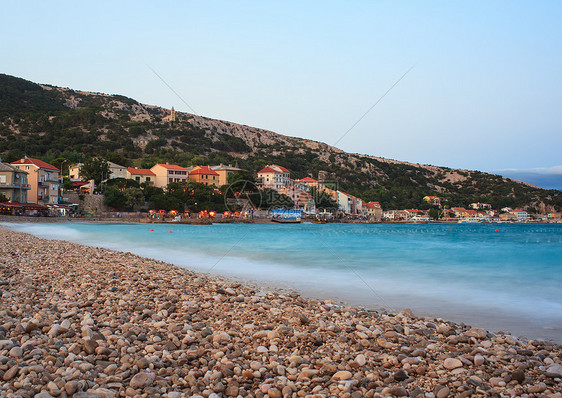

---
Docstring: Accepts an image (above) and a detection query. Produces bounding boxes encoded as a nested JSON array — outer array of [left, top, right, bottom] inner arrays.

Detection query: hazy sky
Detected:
[[2, 1, 561, 173]]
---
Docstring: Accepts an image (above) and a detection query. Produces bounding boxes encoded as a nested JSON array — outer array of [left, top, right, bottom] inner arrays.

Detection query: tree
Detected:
[[123, 188, 144, 210], [310, 187, 338, 210], [226, 170, 256, 186], [429, 208, 440, 220], [0, 193, 8, 202], [62, 177, 73, 190], [103, 186, 126, 210], [80, 157, 110, 187]]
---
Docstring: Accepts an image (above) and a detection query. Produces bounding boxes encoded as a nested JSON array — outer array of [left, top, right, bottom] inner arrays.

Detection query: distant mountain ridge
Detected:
[[0, 73, 560, 212]]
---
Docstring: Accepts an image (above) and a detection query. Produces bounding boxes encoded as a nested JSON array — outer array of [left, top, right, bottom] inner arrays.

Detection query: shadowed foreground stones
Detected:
[[0, 227, 561, 398]]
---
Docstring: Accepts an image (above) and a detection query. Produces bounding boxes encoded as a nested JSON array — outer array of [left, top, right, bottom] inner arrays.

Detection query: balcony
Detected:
[[0, 182, 31, 190], [38, 195, 50, 203]]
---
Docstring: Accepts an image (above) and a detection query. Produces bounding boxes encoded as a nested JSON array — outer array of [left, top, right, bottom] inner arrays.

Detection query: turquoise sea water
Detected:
[[4, 222, 562, 342]]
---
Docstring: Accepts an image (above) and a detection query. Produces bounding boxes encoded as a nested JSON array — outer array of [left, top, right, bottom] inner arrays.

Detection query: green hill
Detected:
[[0, 73, 560, 212]]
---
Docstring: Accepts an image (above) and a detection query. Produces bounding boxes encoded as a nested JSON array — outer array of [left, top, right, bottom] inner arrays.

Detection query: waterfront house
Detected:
[[0, 162, 30, 203], [126, 168, 155, 185], [404, 209, 421, 219], [150, 164, 189, 188], [278, 186, 315, 212], [337, 191, 354, 214], [365, 201, 382, 221], [500, 212, 517, 221], [257, 165, 291, 191], [210, 164, 243, 186], [461, 209, 478, 218], [11, 157, 59, 205], [510, 209, 528, 221], [451, 207, 467, 217], [188, 166, 220, 187]]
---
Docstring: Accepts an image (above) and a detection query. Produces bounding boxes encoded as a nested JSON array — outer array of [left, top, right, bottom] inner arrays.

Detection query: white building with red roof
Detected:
[[11, 157, 60, 204], [257, 164, 291, 191], [294, 176, 319, 191], [150, 163, 189, 188]]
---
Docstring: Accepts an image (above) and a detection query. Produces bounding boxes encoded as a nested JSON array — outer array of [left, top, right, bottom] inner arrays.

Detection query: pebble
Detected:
[[474, 353, 485, 366], [443, 358, 463, 370], [333, 370, 353, 381], [394, 369, 408, 381], [355, 353, 366, 366], [511, 369, 525, 384], [129, 372, 155, 388]]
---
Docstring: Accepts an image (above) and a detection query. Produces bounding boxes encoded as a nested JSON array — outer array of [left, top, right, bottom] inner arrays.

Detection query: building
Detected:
[[188, 166, 220, 186], [365, 201, 382, 221], [69, 161, 127, 181], [337, 191, 354, 214], [423, 196, 444, 207], [163, 107, 176, 122], [107, 161, 127, 180], [150, 164, 189, 188], [461, 209, 478, 218], [11, 158, 60, 205], [510, 209, 528, 221], [294, 177, 319, 191], [451, 207, 467, 217], [257, 165, 291, 191], [500, 212, 517, 221], [404, 209, 422, 219], [210, 164, 243, 186], [68, 163, 82, 180], [126, 168, 155, 185], [470, 202, 492, 210], [278, 185, 314, 211], [0, 162, 30, 203]]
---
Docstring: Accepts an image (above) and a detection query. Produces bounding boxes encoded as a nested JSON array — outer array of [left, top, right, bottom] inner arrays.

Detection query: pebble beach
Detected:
[[1, 228, 562, 398]]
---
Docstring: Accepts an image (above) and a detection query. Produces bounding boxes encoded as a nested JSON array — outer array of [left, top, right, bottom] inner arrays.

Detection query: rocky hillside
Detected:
[[0, 73, 560, 212]]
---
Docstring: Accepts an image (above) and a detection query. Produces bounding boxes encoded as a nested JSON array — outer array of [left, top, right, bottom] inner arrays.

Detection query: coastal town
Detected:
[[1, 156, 560, 223]]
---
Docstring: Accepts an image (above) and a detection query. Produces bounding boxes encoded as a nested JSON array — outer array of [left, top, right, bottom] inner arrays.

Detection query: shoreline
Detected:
[[1, 228, 561, 397]]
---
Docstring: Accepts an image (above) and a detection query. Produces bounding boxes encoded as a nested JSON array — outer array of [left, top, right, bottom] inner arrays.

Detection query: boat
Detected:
[[270, 209, 302, 223], [458, 218, 482, 223]]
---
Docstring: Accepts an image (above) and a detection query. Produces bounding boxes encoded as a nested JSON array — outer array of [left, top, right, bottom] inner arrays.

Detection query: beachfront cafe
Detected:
[[0, 202, 49, 216]]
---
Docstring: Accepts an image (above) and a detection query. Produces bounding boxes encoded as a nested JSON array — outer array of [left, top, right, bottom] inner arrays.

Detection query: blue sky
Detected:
[[1, 1, 561, 179]]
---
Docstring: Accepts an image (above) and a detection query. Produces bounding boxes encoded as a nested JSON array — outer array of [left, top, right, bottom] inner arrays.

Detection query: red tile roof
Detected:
[[127, 167, 155, 176], [190, 166, 219, 176], [258, 165, 290, 174], [12, 158, 59, 171], [297, 177, 318, 183], [154, 164, 188, 170], [365, 201, 381, 209]]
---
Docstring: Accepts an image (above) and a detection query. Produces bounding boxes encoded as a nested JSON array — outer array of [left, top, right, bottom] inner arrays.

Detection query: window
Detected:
[[0, 175, 5, 183], [135, 177, 140, 182], [146, 177, 151, 182]]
